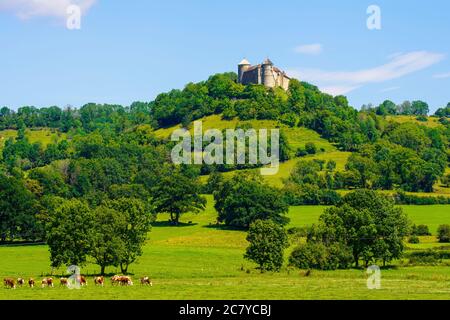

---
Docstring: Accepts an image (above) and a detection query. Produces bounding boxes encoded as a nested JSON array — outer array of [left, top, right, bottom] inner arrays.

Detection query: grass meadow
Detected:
[[1, 196, 449, 300]]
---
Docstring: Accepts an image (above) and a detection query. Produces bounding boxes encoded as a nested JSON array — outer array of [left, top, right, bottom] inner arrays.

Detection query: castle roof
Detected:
[[239, 58, 251, 65], [263, 58, 274, 65]]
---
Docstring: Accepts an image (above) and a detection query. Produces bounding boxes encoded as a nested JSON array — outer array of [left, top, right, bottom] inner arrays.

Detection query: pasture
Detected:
[[1, 197, 450, 300]]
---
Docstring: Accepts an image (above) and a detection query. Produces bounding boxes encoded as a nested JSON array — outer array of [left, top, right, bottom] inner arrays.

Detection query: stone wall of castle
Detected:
[[238, 59, 290, 90]]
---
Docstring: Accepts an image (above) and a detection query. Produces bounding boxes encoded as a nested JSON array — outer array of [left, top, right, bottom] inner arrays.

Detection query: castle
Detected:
[[238, 58, 291, 90]]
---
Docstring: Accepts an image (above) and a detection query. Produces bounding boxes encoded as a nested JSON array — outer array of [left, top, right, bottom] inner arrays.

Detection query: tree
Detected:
[[245, 220, 288, 272], [411, 100, 429, 116], [316, 190, 410, 267], [153, 168, 206, 225], [346, 154, 377, 188], [437, 225, 450, 243], [45, 199, 94, 268], [89, 205, 126, 275], [214, 173, 289, 228], [107, 198, 154, 274], [288, 79, 306, 113], [376, 100, 397, 115], [0, 173, 41, 242]]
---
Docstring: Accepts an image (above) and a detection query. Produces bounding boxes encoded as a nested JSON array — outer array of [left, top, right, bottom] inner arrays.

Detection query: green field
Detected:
[[0, 128, 66, 151], [1, 197, 450, 300]]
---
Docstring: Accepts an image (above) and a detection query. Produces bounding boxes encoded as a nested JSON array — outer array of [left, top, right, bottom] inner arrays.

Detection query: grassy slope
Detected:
[[386, 115, 443, 128], [1, 196, 450, 300], [156, 114, 350, 187], [0, 129, 66, 151]]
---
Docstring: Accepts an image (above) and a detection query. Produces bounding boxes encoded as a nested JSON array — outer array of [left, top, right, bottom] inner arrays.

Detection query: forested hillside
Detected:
[[1, 72, 449, 245]]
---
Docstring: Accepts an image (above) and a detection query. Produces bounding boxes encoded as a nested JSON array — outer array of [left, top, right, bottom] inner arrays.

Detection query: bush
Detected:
[[437, 225, 450, 243], [296, 148, 308, 157], [305, 142, 317, 155], [407, 250, 440, 265], [408, 236, 420, 244], [411, 224, 431, 236], [289, 242, 352, 270], [416, 115, 428, 122]]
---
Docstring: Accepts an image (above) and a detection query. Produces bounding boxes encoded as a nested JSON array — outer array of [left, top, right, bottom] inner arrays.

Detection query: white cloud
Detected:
[[433, 72, 450, 79], [294, 44, 323, 55], [380, 86, 400, 93], [288, 51, 445, 95], [320, 85, 361, 96], [0, 0, 97, 20]]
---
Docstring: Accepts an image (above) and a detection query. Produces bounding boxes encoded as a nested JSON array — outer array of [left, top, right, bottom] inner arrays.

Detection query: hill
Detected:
[[155, 114, 351, 187]]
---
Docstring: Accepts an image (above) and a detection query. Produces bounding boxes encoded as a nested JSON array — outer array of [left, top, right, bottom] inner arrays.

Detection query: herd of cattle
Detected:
[[3, 275, 153, 289]]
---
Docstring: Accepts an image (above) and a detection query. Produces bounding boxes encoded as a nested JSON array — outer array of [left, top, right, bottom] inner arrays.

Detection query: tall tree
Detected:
[[45, 199, 94, 268], [152, 168, 206, 225], [214, 173, 289, 228], [245, 220, 289, 272], [107, 198, 154, 274]]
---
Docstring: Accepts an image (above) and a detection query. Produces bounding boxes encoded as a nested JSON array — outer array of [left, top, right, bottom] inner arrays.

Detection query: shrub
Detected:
[[407, 250, 440, 265], [411, 224, 431, 236], [305, 142, 317, 155], [408, 236, 420, 244], [416, 115, 428, 122], [289, 242, 328, 270], [289, 242, 352, 270], [437, 225, 450, 243], [296, 148, 308, 157]]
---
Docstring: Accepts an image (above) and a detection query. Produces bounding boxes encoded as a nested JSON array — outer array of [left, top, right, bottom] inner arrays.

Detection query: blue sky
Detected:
[[1, 0, 449, 112]]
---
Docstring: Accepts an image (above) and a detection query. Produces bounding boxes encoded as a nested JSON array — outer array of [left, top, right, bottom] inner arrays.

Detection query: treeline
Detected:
[[361, 100, 450, 118]]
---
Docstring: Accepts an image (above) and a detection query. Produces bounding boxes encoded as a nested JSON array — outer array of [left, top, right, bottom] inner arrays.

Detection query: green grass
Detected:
[[154, 114, 337, 152], [1, 197, 450, 300], [386, 115, 443, 128], [0, 129, 66, 151]]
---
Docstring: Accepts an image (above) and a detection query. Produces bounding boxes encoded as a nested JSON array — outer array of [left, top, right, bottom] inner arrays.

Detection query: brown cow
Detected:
[[28, 278, 35, 288], [60, 278, 69, 287], [94, 276, 104, 287], [41, 278, 54, 288], [140, 277, 153, 286], [121, 276, 133, 286], [3, 278, 16, 289], [17, 278, 25, 287], [111, 275, 120, 286], [111, 275, 133, 286], [78, 275, 87, 286]]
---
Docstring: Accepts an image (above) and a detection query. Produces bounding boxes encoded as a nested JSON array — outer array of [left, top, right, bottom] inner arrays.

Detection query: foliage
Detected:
[[152, 167, 206, 225], [214, 173, 289, 228], [0, 173, 41, 242], [289, 242, 353, 270], [244, 220, 289, 272], [312, 190, 410, 267], [437, 224, 450, 243], [45, 199, 94, 268]]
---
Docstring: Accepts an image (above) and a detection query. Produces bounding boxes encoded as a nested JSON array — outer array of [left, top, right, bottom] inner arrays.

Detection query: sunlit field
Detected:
[[1, 197, 449, 300]]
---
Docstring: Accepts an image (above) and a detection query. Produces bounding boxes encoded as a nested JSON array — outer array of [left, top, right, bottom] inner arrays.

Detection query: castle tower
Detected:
[[262, 58, 275, 88], [238, 58, 251, 83]]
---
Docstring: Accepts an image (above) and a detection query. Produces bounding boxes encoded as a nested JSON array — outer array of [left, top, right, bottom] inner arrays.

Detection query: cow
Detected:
[[3, 278, 16, 289], [94, 276, 104, 287], [111, 275, 133, 286], [17, 278, 25, 287], [60, 278, 69, 287], [78, 275, 87, 286], [111, 275, 120, 286], [41, 278, 54, 288], [140, 277, 153, 286], [28, 278, 35, 288]]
